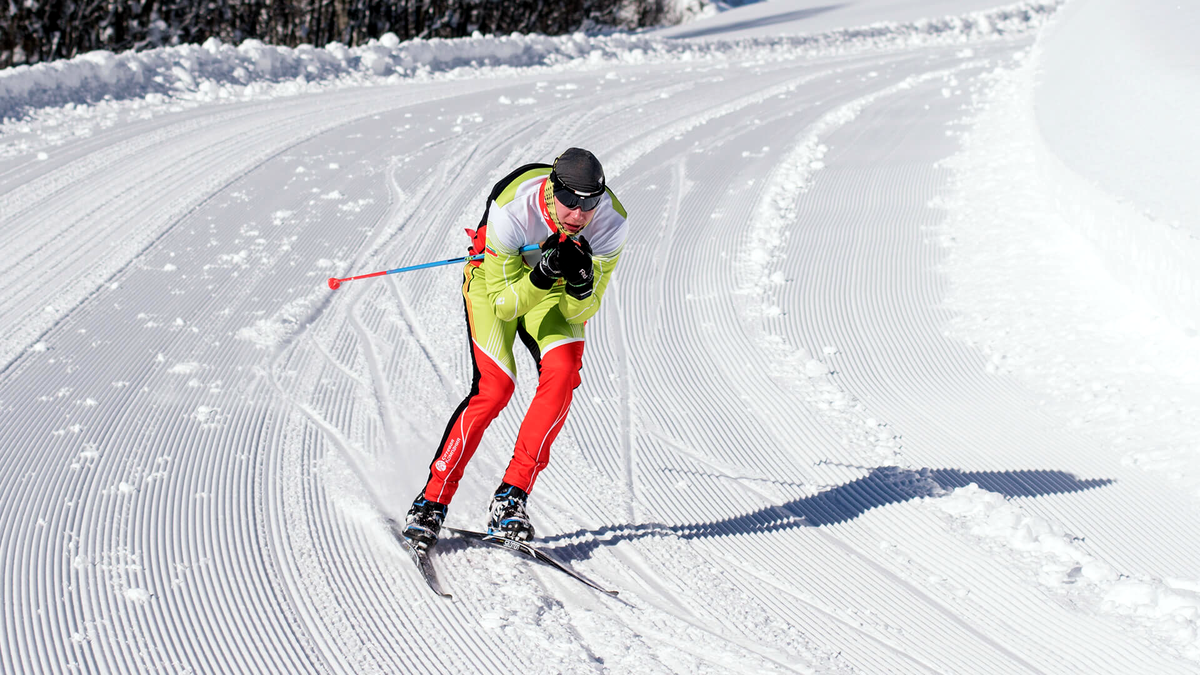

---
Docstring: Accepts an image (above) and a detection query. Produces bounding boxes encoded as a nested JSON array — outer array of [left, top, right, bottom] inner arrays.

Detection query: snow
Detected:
[[167, 361, 202, 374], [655, 0, 1060, 39], [930, 482, 1200, 659], [937, 2, 1200, 511], [1036, 0, 1200, 234], [0, 2, 1059, 157], [3, 0, 1200, 673], [123, 588, 151, 604]]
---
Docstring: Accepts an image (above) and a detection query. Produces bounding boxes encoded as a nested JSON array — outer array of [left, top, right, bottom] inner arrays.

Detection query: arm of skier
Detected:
[[482, 249, 550, 321]]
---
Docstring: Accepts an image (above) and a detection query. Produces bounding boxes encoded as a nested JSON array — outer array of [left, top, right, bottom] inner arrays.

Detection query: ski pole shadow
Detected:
[[539, 466, 1114, 563]]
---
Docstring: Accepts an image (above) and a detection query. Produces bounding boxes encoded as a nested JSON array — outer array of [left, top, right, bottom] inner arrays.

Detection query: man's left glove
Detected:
[[559, 236, 594, 300]]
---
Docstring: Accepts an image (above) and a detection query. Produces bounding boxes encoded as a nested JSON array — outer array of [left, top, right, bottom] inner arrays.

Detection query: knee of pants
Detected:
[[475, 367, 517, 416], [539, 342, 584, 390]]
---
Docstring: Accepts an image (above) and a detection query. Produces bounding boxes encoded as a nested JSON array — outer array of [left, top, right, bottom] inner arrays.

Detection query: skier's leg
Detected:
[[421, 266, 517, 505], [501, 303, 586, 493], [423, 343, 515, 503]]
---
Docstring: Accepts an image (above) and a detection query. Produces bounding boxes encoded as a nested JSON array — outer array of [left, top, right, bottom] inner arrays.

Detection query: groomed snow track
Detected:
[[3, 18, 1199, 675]]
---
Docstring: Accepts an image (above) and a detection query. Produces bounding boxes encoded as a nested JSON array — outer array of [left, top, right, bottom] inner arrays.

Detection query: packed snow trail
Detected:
[[3, 7, 1200, 675]]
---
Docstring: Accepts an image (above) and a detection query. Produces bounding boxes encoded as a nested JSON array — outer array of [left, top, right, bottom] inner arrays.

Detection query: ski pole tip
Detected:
[[328, 277, 341, 290]]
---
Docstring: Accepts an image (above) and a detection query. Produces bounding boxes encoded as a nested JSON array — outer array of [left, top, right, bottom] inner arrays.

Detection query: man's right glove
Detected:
[[560, 236, 594, 300], [528, 232, 566, 290]]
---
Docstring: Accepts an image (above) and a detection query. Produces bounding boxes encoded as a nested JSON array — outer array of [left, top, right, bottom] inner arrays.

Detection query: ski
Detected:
[[445, 527, 619, 597], [386, 518, 452, 599]]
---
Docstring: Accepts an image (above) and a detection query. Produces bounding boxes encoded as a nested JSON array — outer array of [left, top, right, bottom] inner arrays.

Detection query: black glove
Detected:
[[528, 232, 566, 290], [560, 236, 594, 300]]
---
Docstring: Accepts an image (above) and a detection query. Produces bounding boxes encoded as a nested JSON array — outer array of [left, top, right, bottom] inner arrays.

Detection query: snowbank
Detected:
[[1033, 0, 1200, 335], [938, 41, 1200, 505], [936, 5, 1200, 658], [0, 2, 1059, 122]]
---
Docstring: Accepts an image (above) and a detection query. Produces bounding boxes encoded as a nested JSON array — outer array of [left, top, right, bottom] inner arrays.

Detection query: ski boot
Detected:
[[488, 482, 535, 541], [403, 497, 447, 550]]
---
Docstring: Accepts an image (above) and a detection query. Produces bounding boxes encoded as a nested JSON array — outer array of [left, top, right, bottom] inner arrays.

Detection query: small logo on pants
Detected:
[[435, 439, 461, 475]]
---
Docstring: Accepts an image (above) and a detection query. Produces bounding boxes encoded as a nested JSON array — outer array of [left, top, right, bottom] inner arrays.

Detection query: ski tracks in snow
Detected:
[[260, 55, 886, 674], [5, 16, 1198, 675]]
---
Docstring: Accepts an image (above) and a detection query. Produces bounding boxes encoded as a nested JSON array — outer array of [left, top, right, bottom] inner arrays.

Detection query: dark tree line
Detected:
[[2, 0, 676, 68]]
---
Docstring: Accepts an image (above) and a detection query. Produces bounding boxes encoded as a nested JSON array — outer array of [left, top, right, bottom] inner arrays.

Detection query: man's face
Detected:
[[554, 194, 597, 235]]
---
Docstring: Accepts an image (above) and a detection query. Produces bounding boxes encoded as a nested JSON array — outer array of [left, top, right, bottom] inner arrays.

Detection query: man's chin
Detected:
[[562, 223, 584, 235]]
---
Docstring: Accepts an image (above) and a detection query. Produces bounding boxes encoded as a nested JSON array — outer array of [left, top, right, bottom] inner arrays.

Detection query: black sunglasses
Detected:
[[550, 171, 604, 211]]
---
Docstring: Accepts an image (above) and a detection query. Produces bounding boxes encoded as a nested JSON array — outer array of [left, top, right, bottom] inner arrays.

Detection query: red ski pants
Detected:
[[422, 266, 585, 505]]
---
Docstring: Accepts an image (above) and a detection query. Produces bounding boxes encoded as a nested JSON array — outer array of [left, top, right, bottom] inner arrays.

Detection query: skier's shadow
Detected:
[[538, 466, 1114, 562]]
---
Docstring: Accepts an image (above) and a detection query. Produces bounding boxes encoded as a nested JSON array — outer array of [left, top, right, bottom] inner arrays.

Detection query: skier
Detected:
[[403, 148, 628, 549]]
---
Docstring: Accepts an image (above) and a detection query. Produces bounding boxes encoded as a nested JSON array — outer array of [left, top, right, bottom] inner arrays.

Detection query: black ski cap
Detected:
[[551, 148, 605, 196]]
